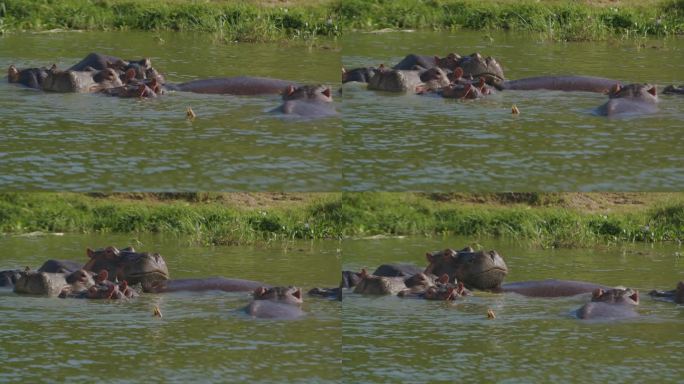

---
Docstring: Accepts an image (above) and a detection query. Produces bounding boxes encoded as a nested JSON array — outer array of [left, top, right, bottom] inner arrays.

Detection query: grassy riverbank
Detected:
[[1, 0, 682, 41], [0, 193, 682, 248]]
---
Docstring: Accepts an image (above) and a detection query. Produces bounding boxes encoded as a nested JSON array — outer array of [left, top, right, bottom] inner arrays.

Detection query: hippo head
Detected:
[[422, 275, 470, 301], [419, 67, 451, 90], [253, 286, 303, 305], [607, 83, 657, 102], [65, 269, 96, 292], [441, 83, 484, 99], [118, 251, 169, 287], [0, 269, 22, 287], [341, 270, 363, 288], [84, 246, 169, 287], [455, 53, 505, 88], [404, 272, 435, 289], [425, 247, 508, 290], [591, 287, 639, 305], [282, 84, 333, 103]]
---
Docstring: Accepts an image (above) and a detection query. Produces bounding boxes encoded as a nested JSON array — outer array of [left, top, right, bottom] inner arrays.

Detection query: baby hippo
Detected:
[[575, 287, 639, 320], [245, 286, 306, 320]]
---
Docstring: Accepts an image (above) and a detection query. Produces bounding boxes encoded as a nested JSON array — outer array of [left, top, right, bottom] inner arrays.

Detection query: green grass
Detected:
[[0, 0, 682, 41], [1, 192, 683, 248]]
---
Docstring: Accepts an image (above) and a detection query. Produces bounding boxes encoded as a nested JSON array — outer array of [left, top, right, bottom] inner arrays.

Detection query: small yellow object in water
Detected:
[[186, 107, 196, 119], [153, 305, 163, 318], [487, 308, 496, 319], [511, 104, 520, 115]]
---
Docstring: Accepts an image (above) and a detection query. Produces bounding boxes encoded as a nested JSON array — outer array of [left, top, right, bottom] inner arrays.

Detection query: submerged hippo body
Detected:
[[595, 83, 658, 117], [502, 75, 620, 93], [649, 281, 684, 304], [663, 85, 684, 95], [0, 269, 23, 287], [245, 286, 305, 319], [502, 279, 608, 297], [575, 287, 639, 319], [274, 85, 337, 118], [342, 67, 377, 83], [13, 271, 69, 296], [372, 264, 424, 278], [7, 65, 50, 89], [168, 76, 298, 96], [148, 277, 269, 293], [38, 259, 83, 274]]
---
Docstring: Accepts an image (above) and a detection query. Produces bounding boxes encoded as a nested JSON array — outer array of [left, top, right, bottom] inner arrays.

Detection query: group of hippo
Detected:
[[342, 246, 683, 320], [0, 246, 335, 320], [342, 51, 684, 117], [7, 53, 337, 118]]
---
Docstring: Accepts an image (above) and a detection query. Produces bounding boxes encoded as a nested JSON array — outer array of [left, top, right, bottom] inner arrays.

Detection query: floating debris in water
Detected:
[[511, 105, 520, 115], [186, 107, 196, 120], [153, 305, 163, 318], [487, 308, 496, 319]]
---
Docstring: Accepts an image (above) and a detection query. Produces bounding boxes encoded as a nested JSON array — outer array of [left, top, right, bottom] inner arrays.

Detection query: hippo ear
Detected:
[[425, 252, 434, 262], [143, 58, 152, 69], [453, 67, 464, 80], [254, 287, 267, 297], [592, 288, 604, 299], [608, 83, 621, 95], [137, 84, 147, 98], [438, 274, 449, 284], [87, 248, 95, 258], [107, 285, 117, 299], [322, 87, 331, 98], [8, 65, 19, 81], [341, 67, 347, 74], [360, 268, 369, 278], [447, 53, 458, 60], [434, 55, 441, 63], [293, 288, 302, 300], [647, 86, 657, 97], [285, 85, 296, 96], [446, 287, 456, 300]]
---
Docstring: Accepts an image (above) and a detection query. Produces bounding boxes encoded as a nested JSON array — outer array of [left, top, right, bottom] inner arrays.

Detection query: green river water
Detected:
[[0, 234, 341, 383], [0, 31, 341, 191], [342, 31, 684, 191], [343, 236, 684, 383]]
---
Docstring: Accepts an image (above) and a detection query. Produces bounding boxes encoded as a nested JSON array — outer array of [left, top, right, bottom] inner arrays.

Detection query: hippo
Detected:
[[663, 85, 684, 95], [102, 80, 162, 99], [452, 53, 505, 89], [342, 66, 378, 83], [440, 83, 484, 99], [308, 287, 342, 301], [62, 270, 138, 300], [0, 269, 24, 287], [424, 247, 507, 290], [245, 286, 306, 319], [166, 76, 298, 96], [42, 67, 124, 93], [371, 264, 424, 278], [595, 83, 658, 117], [83, 246, 170, 288], [352, 269, 407, 295], [68, 52, 160, 83], [502, 75, 621, 93], [38, 259, 83, 274], [649, 281, 684, 304], [398, 274, 470, 300], [575, 287, 639, 320], [341, 270, 363, 288], [7, 65, 50, 89], [146, 277, 269, 293], [424, 246, 610, 297], [274, 84, 338, 118], [392, 53, 461, 71], [367, 66, 450, 93], [13, 271, 69, 296]]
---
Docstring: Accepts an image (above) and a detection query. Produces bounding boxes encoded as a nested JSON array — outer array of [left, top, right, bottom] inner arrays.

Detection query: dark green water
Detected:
[[0, 31, 341, 191], [342, 236, 684, 383], [0, 234, 341, 383], [342, 31, 684, 191]]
